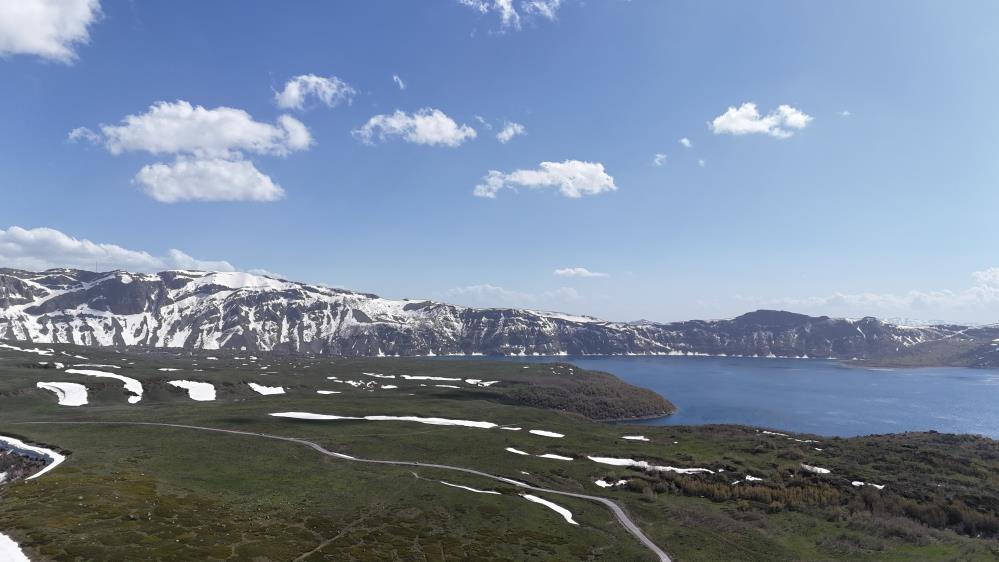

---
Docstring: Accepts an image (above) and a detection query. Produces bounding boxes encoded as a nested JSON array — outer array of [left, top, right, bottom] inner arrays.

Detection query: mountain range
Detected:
[[1, 268, 997, 367]]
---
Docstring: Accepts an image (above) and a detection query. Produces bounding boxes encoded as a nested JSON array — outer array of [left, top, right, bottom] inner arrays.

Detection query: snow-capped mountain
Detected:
[[1, 268, 996, 364]]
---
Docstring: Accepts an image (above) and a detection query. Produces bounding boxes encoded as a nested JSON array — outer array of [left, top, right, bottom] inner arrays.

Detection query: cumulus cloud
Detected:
[[353, 108, 477, 147], [77, 100, 312, 158], [710, 102, 812, 139], [652, 153, 666, 167], [554, 267, 608, 278], [134, 157, 285, 203], [496, 121, 526, 143], [679, 137, 692, 148], [473, 160, 617, 199], [392, 74, 406, 90], [0, 226, 240, 272], [275, 74, 355, 111], [0, 0, 101, 63], [70, 100, 312, 203], [456, 0, 562, 30]]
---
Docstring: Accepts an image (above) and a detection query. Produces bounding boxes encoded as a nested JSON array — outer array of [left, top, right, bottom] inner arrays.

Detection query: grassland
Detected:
[[0, 343, 997, 561]]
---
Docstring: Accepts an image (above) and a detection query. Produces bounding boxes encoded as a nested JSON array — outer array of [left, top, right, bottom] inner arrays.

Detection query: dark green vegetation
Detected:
[[0, 342, 997, 561]]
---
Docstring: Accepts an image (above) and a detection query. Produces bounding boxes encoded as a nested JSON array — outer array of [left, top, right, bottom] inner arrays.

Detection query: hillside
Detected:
[[0, 342, 996, 561], [2, 268, 996, 366]]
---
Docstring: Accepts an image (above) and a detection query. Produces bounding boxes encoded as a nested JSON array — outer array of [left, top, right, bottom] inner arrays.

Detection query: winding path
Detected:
[[13, 420, 671, 562]]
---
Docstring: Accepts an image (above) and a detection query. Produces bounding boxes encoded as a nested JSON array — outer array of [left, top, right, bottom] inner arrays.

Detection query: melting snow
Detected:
[[64, 368, 143, 404], [400, 375, 461, 381], [73, 363, 119, 369], [167, 380, 216, 401], [439, 481, 501, 495], [0, 533, 30, 562], [851, 481, 885, 490], [0, 343, 54, 356], [522, 494, 578, 525], [621, 435, 649, 442], [0, 435, 66, 480], [506, 447, 530, 455], [317, 390, 342, 395], [538, 454, 573, 461], [362, 372, 395, 379], [269, 412, 497, 428], [36, 382, 88, 406], [801, 464, 831, 475], [595, 479, 629, 488], [248, 382, 285, 395], [587, 456, 715, 474], [529, 430, 564, 438]]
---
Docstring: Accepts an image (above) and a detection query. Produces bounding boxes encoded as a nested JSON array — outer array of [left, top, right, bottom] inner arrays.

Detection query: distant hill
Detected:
[[1, 268, 997, 366]]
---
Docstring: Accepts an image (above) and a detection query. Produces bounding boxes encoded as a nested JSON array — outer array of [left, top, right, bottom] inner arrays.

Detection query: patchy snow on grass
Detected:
[[0, 533, 30, 562], [500, 426, 522, 431], [248, 382, 285, 395], [157, 368, 182, 372], [167, 380, 216, 401], [595, 479, 629, 488], [621, 435, 649, 442], [465, 379, 500, 387], [587, 456, 715, 474], [851, 481, 885, 490], [65, 369, 144, 404], [529, 430, 564, 438], [745, 475, 763, 482], [0, 343, 54, 356], [538, 454, 573, 461], [434, 384, 460, 389], [381, 385, 399, 389], [801, 464, 831, 475], [36, 382, 88, 406], [362, 372, 395, 379], [522, 494, 578, 525], [400, 375, 461, 381], [269, 412, 497, 428], [0, 435, 66, 480], [439, 481, 501, 495], [506, 447, 530, 455], [72, 363, 118, 369], [316, 390, 342, 395]]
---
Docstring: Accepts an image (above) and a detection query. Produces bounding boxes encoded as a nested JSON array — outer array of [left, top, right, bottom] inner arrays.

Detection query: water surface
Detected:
[[467, 356, 999, 438]]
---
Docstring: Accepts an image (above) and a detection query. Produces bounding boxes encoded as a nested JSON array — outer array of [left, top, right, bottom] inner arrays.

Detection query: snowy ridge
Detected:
[[0, 268, 980, 360]]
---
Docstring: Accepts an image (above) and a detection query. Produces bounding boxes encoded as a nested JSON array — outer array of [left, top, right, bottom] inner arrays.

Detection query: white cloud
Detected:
[[840, 110, 851, 117], [679, 137, 692, 148], [392, 74, 406, 90], [652, 153, 666, 167], [80, 100, 312, 158], [710, 102, 812, 139], [697, 159, 706, 167], [473, 160, 617, 199], [353, 108, 477, 147], [134, 157, 285, 203], [496, 121, 526, 143], [0, 226, 239, 272], [554, 267, 608, 278], [456, 0, 562, 30], [70, 101, 311, 203], [0, 0, 101, 63], [446, 283, 582, 308], [742, 268, 999, 323], [275, 74, 355, 111]]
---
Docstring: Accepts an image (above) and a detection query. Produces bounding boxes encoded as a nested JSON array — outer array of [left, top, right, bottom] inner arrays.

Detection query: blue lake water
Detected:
[[466, 356, 999, 438]]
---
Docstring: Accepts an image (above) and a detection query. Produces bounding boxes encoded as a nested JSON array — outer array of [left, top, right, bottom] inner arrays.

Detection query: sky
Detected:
[[1, 0, 999, 324]]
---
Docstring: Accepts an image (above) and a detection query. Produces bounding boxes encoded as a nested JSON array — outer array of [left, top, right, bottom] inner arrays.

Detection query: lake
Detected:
[[466, 356, 999, 438]]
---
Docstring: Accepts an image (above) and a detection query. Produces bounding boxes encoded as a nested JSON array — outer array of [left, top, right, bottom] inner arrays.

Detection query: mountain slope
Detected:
[[0, 268, 996, 365]]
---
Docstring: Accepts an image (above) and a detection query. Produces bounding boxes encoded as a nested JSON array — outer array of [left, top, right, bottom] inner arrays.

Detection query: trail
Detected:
[[12, 420, 671, 562]]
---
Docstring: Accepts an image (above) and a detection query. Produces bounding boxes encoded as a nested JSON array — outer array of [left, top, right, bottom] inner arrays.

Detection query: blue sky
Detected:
[[2, 0, 999, 323]]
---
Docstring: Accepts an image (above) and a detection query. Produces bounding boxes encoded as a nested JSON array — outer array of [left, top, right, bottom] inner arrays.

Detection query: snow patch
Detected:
[[529, 430, 564, 438], [36, 382, 88, 406], [167, 380, 216, 401], [439, 481, 500, 495], [248, 382, 285, 395], [522, 494, 578, 525], [64, 368, 143, 404]]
